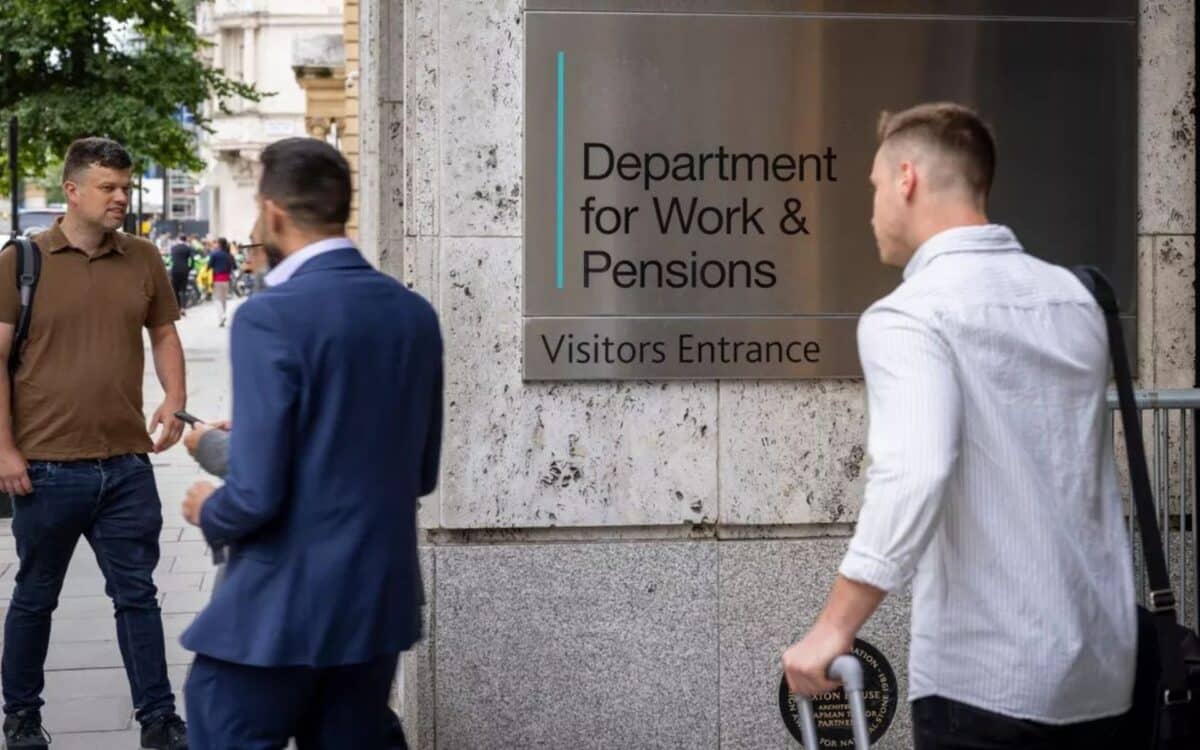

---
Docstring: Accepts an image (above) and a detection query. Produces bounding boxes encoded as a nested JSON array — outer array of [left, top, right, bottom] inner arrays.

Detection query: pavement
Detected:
[[0, 295, 241, 748]]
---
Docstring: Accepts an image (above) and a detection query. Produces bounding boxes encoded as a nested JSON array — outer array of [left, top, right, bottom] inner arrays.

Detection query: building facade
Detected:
[[360, 1, 1195, 747], [291, 0, 363, 240], [195, 0, 344, 242]]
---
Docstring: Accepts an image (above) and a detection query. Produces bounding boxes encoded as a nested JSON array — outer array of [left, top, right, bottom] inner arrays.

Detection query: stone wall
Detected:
[[344, 0, 362, 241], [360, 2, 1196, 747]]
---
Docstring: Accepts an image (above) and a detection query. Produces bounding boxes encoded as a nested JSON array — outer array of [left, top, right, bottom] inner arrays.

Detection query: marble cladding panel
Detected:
[[439, 0, 524, 237], [384, 101, 406, 242], [404, 235, 441, 529], [719, 539, 913, 750], [405, 0, 440, 238], [433, 542, 720, 749], [1152, 235, 1195, 389], [1138, 0, 1196, 234], [719, 380, 868, 525], [438, 237, 718, 528]]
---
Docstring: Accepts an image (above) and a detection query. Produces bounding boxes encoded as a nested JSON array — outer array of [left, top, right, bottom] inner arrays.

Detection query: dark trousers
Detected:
[[913, 696, 1129, 750], [171, 272, 189, 309], [1, 454, 175, 725], [185, 652, 402, 749]]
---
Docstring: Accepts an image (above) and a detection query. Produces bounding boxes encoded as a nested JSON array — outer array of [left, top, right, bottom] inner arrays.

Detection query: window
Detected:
[[171, 201, 195, 220], [221, 29, 244, 80]]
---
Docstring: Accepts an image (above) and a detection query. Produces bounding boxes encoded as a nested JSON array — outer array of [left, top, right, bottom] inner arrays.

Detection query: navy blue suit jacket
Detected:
[[181, 246, 442, 667]]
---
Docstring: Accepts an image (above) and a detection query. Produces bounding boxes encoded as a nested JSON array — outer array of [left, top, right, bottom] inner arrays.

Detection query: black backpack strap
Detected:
[[2, 237, 41, 375], [1073, 265, 1192, 704]]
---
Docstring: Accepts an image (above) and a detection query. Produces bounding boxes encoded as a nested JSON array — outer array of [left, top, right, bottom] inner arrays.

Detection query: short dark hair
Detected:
[[877, 103, 996, 198], [258, 138, 352, 229], [217, 237, 230, 252], [63, 138, 132, 182]]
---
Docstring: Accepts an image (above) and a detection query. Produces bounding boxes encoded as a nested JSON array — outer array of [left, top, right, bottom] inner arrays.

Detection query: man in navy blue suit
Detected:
[[179, 137, 442, 749]]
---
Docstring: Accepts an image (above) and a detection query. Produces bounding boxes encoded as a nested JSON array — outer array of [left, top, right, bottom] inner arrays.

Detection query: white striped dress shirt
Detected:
[[840, 224, 1137, 723]]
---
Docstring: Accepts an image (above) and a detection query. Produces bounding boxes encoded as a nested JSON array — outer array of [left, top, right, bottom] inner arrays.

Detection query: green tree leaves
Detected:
[[0, 0, 265, 178]]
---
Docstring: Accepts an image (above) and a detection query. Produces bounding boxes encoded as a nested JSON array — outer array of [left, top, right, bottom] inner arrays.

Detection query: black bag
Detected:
[[1074, 266, 1200, 749], [0, 236, 40, 519], [4, 236, 42, 375]]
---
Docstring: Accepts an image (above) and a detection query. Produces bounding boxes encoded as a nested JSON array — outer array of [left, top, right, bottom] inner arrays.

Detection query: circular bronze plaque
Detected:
[[778, 638, 898, 749]]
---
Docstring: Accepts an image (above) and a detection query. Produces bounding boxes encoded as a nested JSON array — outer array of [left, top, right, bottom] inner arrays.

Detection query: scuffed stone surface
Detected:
[[1152, 235, 1195, 389], [403, 236, 441, 529], [405, 0, 439, 237], [384, 101, 405, 241], [383, 0, 405, 102], [440, 0, 523, 237], [719, 381, 868, 525], [719, 539, 912, 750], [356, 0, 385, 261], [439, 237, 717, 528], [434, 543, 719, 749], [1139, 0, 1195, 234], [401, 236, 439, 309], [1138, 235, 1154, 385], [377, 232, 404, 283]]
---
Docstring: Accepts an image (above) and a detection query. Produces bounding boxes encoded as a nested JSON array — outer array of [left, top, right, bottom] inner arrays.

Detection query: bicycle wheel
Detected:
[[236, 274, 255, 298]]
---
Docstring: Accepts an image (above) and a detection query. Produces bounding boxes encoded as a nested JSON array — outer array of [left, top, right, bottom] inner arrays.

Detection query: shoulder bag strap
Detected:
[[1073, 265, 1191, 703], [3, 237, 40, 375]]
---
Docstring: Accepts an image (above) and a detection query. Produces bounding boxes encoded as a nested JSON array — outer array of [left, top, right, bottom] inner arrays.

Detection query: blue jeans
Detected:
[[1, 454, 175, 725]]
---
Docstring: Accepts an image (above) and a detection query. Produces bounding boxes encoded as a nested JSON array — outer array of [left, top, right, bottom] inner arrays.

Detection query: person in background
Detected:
[[194, 241, 213, 301], [240, 216, 275, 294], [246, 245, 268, 293], [207, 238, 235, 327], [169, 233, 194, 316], [181, 214, 271, 489]]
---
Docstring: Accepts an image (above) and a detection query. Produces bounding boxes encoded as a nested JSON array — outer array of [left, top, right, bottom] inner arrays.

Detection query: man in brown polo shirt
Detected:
[[0, 138, 189, 749]]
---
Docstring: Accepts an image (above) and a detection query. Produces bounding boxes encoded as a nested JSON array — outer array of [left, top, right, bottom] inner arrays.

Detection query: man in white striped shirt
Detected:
[[782, 102, 1137, 749]]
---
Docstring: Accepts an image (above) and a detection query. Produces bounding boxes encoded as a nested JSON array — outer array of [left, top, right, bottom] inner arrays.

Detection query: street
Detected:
[[0, 295, 239, 748]]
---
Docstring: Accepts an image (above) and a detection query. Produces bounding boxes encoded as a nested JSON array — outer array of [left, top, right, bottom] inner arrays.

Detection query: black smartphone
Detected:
[[173, 410, 204, 427]]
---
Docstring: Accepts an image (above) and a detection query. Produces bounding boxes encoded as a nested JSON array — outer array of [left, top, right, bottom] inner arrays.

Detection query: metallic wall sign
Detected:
[[523, 3, 1136, 380], [778, 638, 899, 748], [527, 1, 1135, 16], [525, 317, 861, 379]]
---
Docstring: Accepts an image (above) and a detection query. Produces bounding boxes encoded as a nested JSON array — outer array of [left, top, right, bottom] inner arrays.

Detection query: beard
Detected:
[[264, 241, 285, 269]]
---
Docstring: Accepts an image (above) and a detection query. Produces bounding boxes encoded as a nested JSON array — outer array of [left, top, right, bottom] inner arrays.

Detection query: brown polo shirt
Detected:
[[0, 219, 180, 460]]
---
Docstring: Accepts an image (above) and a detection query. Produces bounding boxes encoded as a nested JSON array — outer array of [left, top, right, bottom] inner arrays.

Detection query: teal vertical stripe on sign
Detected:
[[556, 51, 565, 289]]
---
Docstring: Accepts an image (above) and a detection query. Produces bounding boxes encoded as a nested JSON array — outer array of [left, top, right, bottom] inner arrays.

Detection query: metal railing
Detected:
[[1107, 389, 1200, 630]]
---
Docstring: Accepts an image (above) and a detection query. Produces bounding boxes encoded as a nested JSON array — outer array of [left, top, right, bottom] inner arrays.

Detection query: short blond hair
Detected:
[[877, 103, 997, 198]]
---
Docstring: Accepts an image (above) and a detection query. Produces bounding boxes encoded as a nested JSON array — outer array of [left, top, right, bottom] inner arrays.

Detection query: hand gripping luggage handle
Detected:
[[795, 655, 871, 749]]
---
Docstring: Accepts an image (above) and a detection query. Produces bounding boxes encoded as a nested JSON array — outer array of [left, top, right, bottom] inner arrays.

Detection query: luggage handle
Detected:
[[793, 655, 871, 749]]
